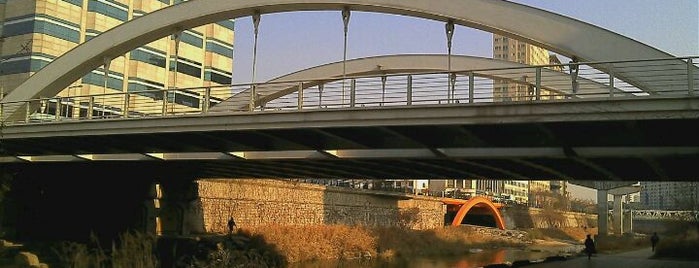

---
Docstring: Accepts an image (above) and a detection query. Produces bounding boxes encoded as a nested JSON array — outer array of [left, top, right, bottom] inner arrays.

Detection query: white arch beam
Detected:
[[211, 54, 614, 111], [3, 0, 690, 108]]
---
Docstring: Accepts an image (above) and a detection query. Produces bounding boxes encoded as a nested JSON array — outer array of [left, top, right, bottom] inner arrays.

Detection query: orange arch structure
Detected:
[[444, 196, 506, 230]]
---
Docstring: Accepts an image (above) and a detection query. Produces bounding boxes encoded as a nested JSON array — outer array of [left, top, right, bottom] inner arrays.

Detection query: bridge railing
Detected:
[[632, 210, 699, 221], [1, 56, 696, 125]]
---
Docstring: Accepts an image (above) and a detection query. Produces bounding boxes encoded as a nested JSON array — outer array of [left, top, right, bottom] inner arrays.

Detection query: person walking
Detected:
[[650, 232, 660, 251], [227, 217, 237, 234], [584, 234, 596, 260]]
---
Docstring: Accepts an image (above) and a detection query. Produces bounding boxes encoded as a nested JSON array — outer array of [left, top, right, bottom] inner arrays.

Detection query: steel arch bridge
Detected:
[[2, 0, 695, 109], [0, 0, 698, 181], [443, 196, 506, 229]]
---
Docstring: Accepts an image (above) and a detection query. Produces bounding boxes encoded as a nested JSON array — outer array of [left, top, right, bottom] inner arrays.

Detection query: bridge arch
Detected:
[[3, 0, 687, 109], [449, 196, 506, 230], [211, 54, 613, 111]]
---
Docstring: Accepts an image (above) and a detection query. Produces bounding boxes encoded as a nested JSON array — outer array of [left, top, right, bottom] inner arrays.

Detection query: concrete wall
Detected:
[[157, 179, 599, 235], [501, 207, 597, 229], [162, 179, 446, 234]]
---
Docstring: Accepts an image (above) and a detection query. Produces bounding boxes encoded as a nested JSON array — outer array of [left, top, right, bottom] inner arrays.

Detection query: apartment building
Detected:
[[640, 181, 699, 210]]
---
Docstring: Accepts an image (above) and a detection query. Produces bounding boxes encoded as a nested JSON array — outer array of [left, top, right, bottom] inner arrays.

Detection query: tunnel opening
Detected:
[[462, 214, 497, 228]]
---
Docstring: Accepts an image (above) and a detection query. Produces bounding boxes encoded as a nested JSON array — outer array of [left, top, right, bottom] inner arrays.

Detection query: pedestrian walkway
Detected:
[[524, 247, 698, 268]]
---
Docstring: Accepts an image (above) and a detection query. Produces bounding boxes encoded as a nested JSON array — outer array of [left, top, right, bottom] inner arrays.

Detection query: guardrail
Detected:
[[632, 210, 699, 221], [1, 56, 696, 126]]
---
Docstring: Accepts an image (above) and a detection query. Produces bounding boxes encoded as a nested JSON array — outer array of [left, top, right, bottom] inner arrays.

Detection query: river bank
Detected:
[[287, 238, 586, 268], [176, 225, 593, 267], [0, 225, 594, 267]]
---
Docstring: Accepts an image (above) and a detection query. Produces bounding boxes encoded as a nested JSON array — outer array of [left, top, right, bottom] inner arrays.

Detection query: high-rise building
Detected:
[[476, 179, 503, 196], [429, 179, 477, 196], [501, 180, 528, 204], [0, 0, 234, 116], [640, 182, 699, 210], [625, 192, 640, 203], [492, 34, 561, 101], [528, 180, 551, 207]]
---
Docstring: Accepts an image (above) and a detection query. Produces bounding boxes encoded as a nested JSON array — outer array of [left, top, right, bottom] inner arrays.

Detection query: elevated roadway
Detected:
[[2, 95, 698, 180]]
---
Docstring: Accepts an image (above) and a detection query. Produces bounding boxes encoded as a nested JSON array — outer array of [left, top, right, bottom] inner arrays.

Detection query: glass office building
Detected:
[[0, 0, 234, 115]]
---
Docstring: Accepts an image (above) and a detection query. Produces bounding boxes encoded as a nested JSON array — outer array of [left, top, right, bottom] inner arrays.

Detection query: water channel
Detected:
[[290, 244, 585, 268]]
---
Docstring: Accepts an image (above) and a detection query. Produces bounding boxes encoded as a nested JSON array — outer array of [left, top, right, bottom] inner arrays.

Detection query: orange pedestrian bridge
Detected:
[[442, 196, 506, 230]]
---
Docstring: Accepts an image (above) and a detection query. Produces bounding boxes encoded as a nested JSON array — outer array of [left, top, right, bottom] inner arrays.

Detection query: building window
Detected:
[[62, 0, 83, 6], [130, 47, 166, 68], [205, 39, 234, 58], [204, 67, 232, 84], [88, 0, 129, 21], [170, 57, 202, 78], [82, 70, 124, 91], [216, 20, 236, 31], [0, 58, 31, 74], [2, 15, 80, 43], [180, 30, 203, 48], [128, 78, 165, 100], [171, 90, 201, 108], [0, 53, 56, 74]]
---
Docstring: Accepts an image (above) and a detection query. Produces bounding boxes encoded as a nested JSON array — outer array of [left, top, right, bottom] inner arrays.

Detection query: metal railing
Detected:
[[632, 210, 699, 221], [1, 56, 697, 126]]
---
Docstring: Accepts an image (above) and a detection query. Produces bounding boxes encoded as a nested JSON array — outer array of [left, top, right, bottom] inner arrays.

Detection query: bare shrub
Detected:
[[52, 231, 157, 268]]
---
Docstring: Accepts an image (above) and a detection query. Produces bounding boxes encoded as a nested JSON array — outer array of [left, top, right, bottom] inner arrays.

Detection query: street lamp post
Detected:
[[445, 20, 455, 103], [250, 11, 261, 111], [341, 7, 351, 106], [172, 30, 182, 113], [101, 57, 111, 118]]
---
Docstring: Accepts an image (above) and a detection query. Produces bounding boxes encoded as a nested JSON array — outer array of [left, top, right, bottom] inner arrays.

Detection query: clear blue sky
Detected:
[[231, 0, 698, 84]]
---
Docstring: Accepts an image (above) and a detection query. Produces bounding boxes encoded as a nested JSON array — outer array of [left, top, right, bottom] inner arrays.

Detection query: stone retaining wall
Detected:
[[502, 207, 597, 229], [195, 179, 446, 233], [159, 179, 597, 235]]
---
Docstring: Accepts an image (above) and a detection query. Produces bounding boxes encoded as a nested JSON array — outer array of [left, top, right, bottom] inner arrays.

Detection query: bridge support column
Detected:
[[612, 194, 623, 235], [623, 208, 633, 234], [158, 179, 205, 236], [597, 189, 608, 236], [142, 182, 160, 235]]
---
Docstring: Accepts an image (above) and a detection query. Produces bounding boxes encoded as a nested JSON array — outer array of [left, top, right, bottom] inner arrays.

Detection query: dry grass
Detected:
[[595, 235, 648, 253], [560, 227, 597, 242], [110, 231, 159, 268], [524, 227, 597, 243], [245, 224, 529, 263], [654, 228, 699, 261], [52, 231, 158, 268], [245, 224, 376, 263], [44, 226, 608, 266]]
